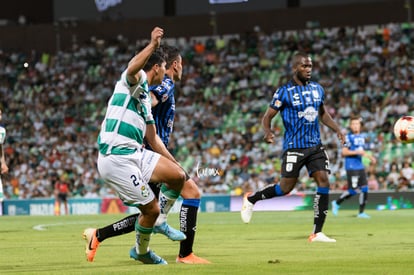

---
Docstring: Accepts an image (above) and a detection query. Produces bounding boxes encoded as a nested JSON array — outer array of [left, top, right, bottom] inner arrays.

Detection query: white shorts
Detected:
[[97, 148, 160, 207], [0, 176, 3, 202]]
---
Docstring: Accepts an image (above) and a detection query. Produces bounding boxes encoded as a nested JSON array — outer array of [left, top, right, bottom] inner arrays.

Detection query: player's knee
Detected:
[[140, 199, 160, 219], [168, 168, 186, 185], [280, 180, 296, 194], [178, 169, 186, 184], [182, 179, 201, 199]]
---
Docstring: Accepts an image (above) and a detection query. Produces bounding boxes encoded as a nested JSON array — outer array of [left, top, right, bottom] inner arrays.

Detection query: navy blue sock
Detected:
[[313, 187, 329, 234], [248, 184, 284, 204], [96, 214, 138, 242], [359, 186, 368, 213], [179, 199, 200, 258]]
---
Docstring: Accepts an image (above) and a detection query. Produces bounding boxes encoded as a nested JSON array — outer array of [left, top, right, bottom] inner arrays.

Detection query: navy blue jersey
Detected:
[[149, 75, 175, 147], [344, 132, 367, 170], [270, 80, 324, 151]]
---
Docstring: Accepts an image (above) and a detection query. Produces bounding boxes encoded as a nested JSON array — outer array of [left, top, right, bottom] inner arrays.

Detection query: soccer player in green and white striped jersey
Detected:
[[0, 108, 9, 216], [95, 27, 185, 265]]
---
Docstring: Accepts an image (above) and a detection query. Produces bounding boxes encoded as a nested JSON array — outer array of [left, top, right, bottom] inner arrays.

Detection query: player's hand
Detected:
[[263, 132, 275, 143], [337, 131, 346, 146], [1, 163, 8, 174], [150, 27, 164, 48]]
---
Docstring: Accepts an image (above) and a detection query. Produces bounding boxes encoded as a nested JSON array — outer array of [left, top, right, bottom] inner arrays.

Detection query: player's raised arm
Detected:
[[126, 27, 164, 85]]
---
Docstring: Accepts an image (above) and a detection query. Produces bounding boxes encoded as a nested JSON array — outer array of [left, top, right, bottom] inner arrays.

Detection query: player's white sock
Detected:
[[135, 224, 152, 254], [155, 184, 180, 226]]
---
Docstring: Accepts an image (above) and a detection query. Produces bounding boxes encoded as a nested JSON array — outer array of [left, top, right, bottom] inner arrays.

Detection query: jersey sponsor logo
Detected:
[[352, 136, 365, 147], [291, 93, 301, 106], [298, 106, 318, 122], [287, 151, 304, 156], [286, 155, 298, 163], [154, 85, 164, 92], [161, 81, 172, 90]]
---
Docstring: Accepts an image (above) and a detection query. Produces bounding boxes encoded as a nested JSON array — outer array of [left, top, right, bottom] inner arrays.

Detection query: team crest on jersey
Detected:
[[312, 90, 319, 99], [286, 163, 293, 172], [141, 186, 150, 197]]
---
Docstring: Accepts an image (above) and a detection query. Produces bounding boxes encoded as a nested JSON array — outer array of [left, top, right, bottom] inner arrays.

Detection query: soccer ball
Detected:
[[393, 116, 414, 143]]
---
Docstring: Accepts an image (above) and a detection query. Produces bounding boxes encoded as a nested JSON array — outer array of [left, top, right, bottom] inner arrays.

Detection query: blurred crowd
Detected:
[[1, 22, 414, 200]]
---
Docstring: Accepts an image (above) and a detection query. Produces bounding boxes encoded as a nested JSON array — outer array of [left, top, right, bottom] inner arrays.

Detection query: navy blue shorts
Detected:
[[346, 169, 368, 189], [281, 144, 330, 178]]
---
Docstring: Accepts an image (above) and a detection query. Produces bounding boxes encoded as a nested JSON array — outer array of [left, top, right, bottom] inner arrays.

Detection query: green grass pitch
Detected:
[[1, 210, 413, 274]]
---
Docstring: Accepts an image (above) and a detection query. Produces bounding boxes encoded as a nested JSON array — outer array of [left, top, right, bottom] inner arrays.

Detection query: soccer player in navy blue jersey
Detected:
[[241, 52, 346, 242], [331, 115, 376, 218], [146, 45, 210, 263], [83, 45, 210, 264]]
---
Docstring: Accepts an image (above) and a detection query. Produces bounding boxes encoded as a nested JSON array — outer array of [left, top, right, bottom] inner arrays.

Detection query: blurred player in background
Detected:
[[84, 44, 209, 263], [54, 173, 70, 215], [331, 115, 376, 218], [0, 108, 9, 216], [93, 27, 185, 265], [241, 52, 346, 243]]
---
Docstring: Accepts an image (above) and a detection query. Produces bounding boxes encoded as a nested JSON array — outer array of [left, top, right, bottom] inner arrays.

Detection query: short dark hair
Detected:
[[161, 45, 180, 69], [350, 114, 363, 124], [143, 47, 166, 72], [292, 52, 310, 66], [350, 114, 361, 120]]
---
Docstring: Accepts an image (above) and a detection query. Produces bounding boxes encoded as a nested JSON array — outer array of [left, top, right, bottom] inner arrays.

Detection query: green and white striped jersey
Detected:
[[98, 69, 155, 155], [0, 126, 5, 145]]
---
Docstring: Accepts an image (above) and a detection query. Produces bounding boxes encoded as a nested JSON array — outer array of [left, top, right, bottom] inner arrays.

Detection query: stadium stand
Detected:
[[0, 21, 414, 199]]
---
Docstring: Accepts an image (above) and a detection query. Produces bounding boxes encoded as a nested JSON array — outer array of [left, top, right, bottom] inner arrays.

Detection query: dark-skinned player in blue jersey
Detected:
[[83, 45, 210, 264], [241, 52, 346, 242]]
